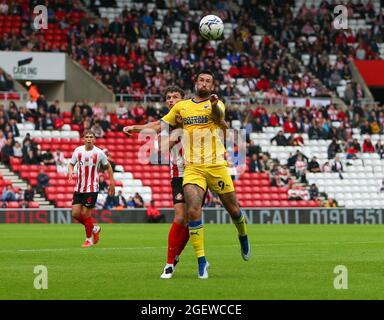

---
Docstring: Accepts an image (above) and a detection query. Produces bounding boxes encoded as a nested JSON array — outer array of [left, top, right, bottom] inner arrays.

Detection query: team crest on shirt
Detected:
[[204, 104, 209, 110], [79, 160, 84, 166]]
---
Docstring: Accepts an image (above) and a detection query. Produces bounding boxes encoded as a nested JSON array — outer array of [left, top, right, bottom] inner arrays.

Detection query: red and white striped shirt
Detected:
[[170, 137, 184, 178], [70, 145, 108, 193]]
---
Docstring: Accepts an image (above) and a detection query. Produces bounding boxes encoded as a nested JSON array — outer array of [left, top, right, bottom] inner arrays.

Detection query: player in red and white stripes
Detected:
[[68, 130, 115, 248], [123, 86, 190, 278]]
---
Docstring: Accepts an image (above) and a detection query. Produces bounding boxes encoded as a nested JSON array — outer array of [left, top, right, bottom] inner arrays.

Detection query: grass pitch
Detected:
[[0, 224, 383, 300]]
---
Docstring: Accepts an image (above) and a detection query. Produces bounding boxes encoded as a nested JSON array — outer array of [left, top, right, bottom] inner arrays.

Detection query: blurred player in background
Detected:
[[68, 130, 115, 248]]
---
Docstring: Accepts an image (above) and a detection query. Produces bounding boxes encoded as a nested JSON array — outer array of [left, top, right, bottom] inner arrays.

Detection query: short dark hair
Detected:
[[83, 129, 96, 138], [196, 70, 215, 81], [164, 86, 185, 99]]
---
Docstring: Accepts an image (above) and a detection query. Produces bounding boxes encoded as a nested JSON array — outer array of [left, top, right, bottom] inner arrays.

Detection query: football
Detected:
[[199, 15, 224, 41]]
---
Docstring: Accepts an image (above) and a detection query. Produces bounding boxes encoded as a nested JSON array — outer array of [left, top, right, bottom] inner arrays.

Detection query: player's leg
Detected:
[[184, 182, 209, 279], [161, 177, 189, 279], [207, 166, 250, 261], [72, 192, 89, 246], [80, 193, 99, 248]]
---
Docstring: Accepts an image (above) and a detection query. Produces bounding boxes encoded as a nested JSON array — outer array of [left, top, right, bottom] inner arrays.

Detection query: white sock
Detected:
[[165, 263, 174, 269], [86, 237, 93, 243]]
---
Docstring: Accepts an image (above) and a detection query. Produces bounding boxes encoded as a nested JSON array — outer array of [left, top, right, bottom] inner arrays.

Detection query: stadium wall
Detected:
[[65, 55, 115, 103], [1, 208, 383, 224]]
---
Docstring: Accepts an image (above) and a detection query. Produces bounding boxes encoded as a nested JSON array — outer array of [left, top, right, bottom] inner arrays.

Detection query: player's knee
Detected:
[[174, 215, 185, 225], [186, 206, 201, 221], [227, 203, 241, 218]]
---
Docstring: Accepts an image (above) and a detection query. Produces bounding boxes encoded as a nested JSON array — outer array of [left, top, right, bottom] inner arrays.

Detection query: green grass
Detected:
[[0, 224, 384, 300]]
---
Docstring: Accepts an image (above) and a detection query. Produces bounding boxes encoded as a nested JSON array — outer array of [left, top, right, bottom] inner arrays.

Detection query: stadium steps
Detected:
[[0, 164, 54, 209]]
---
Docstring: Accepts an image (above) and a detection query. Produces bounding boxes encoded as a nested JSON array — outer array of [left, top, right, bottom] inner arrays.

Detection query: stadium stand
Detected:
[[0, 0, 383, 209]]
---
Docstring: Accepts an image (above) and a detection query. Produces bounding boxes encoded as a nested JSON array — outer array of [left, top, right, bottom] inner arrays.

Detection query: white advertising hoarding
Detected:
[[0, 51, 65, 81]]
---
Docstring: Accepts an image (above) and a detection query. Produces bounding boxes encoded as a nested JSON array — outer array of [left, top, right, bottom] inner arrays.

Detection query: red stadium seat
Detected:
[[28, 202, 39, 208]]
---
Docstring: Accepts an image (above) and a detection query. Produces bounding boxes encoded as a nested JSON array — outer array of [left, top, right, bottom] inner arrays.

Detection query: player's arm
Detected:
[[123, 121, 162, 137], [160, 127, 183, 152], [68, 151, 77, 182], [105, 162, 115, 196], [210, 94, 225, 122]]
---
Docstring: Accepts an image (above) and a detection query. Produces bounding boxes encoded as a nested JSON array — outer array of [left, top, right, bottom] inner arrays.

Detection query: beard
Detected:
[[195, 86, 211, 98]]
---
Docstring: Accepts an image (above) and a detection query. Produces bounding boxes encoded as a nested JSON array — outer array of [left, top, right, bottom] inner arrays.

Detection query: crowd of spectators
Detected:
[[0, 0, 351, 102], [254, 0, 383, 102]]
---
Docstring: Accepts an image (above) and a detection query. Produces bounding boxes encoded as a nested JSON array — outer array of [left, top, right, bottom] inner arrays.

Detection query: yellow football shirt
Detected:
[[161, 98, 226, 166]]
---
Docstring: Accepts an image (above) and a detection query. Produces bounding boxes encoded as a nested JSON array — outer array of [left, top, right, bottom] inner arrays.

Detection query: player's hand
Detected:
[[108, 184, 115, 197], [123, 126, 134, 137], [219, 119, 229, 130], [210, 94, 219, 107], [68, 172, 74, 182], [175, 114, 183, 127]]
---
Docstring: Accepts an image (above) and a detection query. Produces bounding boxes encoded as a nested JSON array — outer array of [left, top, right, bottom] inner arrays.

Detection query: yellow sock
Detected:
[[233, 211, 247, 236], [189, 220, 205, 258]]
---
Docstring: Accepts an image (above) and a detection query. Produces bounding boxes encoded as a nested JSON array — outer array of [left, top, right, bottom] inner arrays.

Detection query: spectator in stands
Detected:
[[126, 196, 136, 208], [270, 130, 288, 146], [12, 141, 22, 158], [26, 96, 38, 116], [42, 149, 55, 165], [307, 156, 321, 173], [115, 190, 127, 208], [327, 138, 341, 159], [36, 169, 49, 196], [362, 138, 375, 153], [98, 175, 109, 194], [375, 140, 384, 159], [0, 1, 8, 15], [91, 120, 105, 138], [274, 165, 292, 188], [247, 140, 261, 157], [35, 116, 47, 130], [133, 192, 144, 208], [116, 101, 128, 119], [295, 154, 307, 183], [325, 197, 338, 208], [249, 153, 262, 173], [2, 184, 15, 203], [49, 100, 61, 116], [288, 185, 310, 201], [332, 155, 344, 179], [103, 194, 117, 209], [71, 104, 83, 124], [146, 200, 165, 223], [56, 160, 68, 175], [0, 131, 5, 151], [308, 183, 319, 200], [8, 119, 19, 137], [322, 161, 332, 173], [205, 191, 223, 208], [24, 185, 35, 202], [1, 138, 13, 165], [360, 119, 372, 135], [53, 148, 65, 164]]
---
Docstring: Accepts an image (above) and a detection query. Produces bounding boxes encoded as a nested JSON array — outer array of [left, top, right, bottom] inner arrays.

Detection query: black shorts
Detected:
[[171, 177, 185, 205], [171, 177, 208, 206], [72, 192, 98, 209]]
